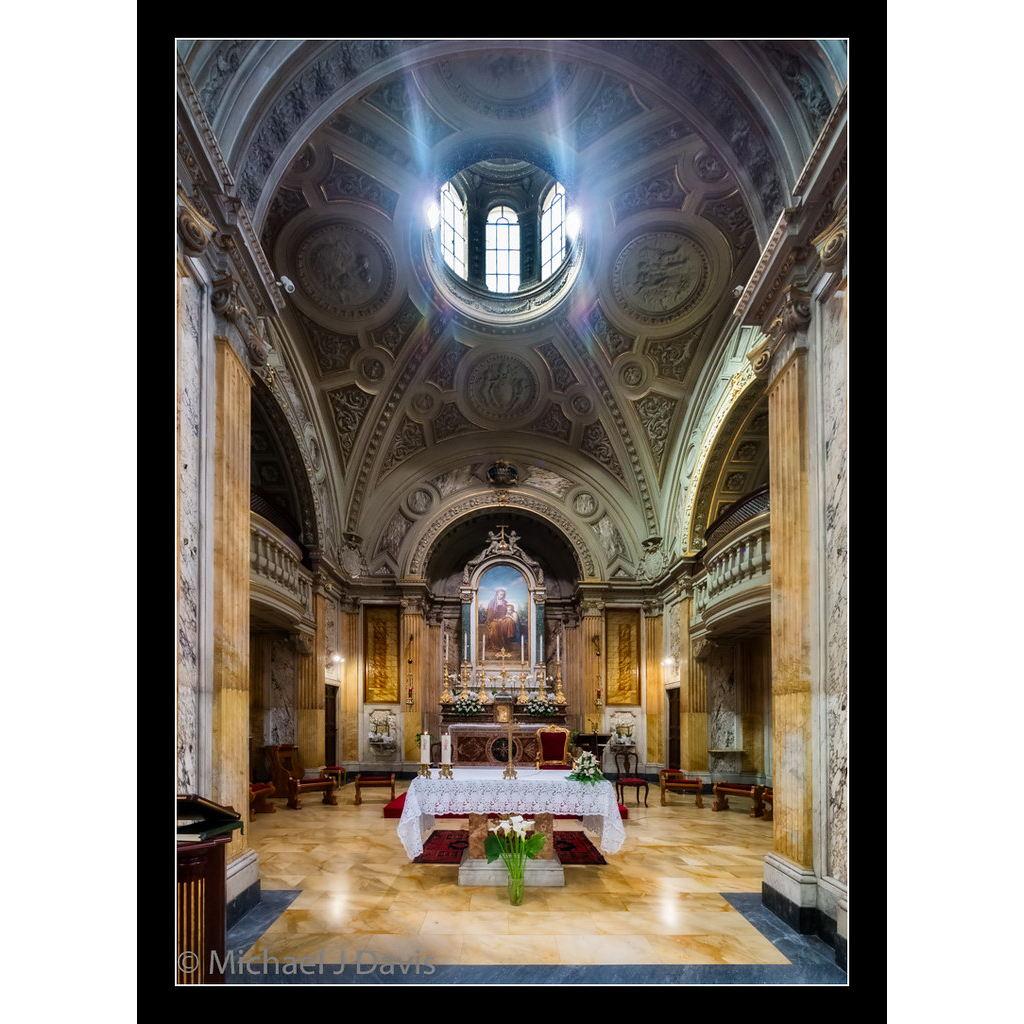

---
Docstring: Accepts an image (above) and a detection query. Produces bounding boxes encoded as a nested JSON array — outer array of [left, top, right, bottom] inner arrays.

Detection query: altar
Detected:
[[395, 767, 626, 860], [445, 722, 558, 766]]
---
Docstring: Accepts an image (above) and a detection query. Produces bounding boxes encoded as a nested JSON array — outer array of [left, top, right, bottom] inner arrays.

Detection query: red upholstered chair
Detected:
[[614, 750, 649, 807], [535, 725, 571, 769]]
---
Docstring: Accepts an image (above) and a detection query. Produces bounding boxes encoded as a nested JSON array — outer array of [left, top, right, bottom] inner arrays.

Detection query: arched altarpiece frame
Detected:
[[459, 527, 547, 670]]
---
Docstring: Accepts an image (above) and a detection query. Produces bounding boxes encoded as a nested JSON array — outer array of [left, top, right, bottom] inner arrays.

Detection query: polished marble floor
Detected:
[[230, 779, 830, 979]]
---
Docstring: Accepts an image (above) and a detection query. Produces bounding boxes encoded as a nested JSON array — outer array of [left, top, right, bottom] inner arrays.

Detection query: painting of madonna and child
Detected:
[[477, 564, 531, 663]]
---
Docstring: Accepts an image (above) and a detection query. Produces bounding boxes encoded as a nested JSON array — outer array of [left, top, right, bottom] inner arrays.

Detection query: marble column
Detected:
[[580, 600, 604, 735], [294, 590, 326, 769], [401, 597, 426, 762], [338, 599, 360, 762], [425, 610, 444, 745], [211, 338, 251, 861], [643, 603, 664, 767]]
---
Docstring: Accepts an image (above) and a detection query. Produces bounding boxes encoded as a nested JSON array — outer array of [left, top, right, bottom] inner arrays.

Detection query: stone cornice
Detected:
[[792, 87, 848, 199]]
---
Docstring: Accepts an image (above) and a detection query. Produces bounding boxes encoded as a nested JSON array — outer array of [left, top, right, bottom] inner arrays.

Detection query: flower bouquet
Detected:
[[524, 695, 560, 716], [567, 750, 604, 784], [485, 815, 545, 906], [451, 693, 485, 715]]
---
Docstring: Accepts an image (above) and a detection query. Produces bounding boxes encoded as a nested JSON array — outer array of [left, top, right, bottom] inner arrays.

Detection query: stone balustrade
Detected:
[[250, 512, 313, 623], [691, 510, 771, 631]]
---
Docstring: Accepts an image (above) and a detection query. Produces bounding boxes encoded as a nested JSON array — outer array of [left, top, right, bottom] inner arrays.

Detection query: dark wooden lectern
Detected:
[[176, 795, 243, 984]]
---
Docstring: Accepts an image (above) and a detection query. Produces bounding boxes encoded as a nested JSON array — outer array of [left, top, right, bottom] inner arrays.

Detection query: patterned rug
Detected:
[[412, 829, 607, 865]]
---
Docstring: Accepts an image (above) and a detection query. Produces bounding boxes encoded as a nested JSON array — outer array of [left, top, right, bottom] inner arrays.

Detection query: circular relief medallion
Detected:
[[612, 230, 711, 325], [408, 488, 433, 514], [465, 352, 540, 423], [361, 357, 385, 381], [570, 394, 593, 416], [621, 364, 645, 388], [295, 222, 394, 320], [694, 150, 727, 183], [573, 492, 598, 517]]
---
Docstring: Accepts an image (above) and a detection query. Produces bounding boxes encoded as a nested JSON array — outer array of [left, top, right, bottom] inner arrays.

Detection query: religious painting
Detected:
[[477, 564, 529, 662], [363, 605, 400, 703], [605, 608, 641, 705]]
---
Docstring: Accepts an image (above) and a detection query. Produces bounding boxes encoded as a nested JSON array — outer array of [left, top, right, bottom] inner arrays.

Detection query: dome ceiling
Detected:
[[182, 39, 844, 584]]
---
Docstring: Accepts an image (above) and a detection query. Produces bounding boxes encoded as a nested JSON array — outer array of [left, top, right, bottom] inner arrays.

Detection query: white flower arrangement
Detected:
[[451, 693, 486, 715], [567, 750, 604, 784], [485, 815, 545, 906], [524, 695, 560, 716]]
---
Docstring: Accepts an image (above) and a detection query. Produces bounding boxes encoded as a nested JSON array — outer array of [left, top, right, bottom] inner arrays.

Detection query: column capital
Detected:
[[747, 285, 812, 385], [691, 636, 717, 662], [581, 598, 605, 617], [812, 202, 848, 275], [641, 599, 664, 618], [211, 273, 272, 368]]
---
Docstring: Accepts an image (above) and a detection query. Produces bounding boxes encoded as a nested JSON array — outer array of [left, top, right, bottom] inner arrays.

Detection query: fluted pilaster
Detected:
[[683, 632, 710, 773], [401, 598, 426, 761], [580, 601, 604, 733], [339, 603, 360, 762], [295, 589, 326, 769], [767, 345, 814, 868], [211, 338, 251, 860], [643, 605, 664, 766]]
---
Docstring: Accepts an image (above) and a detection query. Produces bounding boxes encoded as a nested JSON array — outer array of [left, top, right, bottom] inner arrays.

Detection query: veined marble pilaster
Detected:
[[643, 604, 664, 766], [266, 634, 296, 745], [177, 267, 205, 792], [212, 338, 251, 861]]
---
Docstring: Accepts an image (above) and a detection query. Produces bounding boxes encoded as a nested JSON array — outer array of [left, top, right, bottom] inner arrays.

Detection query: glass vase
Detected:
[[505, 857, 525, 906]]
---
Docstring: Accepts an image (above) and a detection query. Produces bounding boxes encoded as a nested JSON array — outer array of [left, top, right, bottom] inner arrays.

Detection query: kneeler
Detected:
[[467, 813, 556, 860]]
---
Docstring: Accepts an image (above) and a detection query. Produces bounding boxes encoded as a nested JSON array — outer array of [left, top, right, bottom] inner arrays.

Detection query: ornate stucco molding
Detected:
[[404, 490, 599, 581]]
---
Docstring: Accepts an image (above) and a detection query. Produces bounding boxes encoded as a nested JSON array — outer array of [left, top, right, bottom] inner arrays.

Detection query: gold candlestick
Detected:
[[439, 667, 454, 704], [438, 763, 453, 779], [476, 668, 493, 704], [417, 763, 432, 778], [458, 662, 471, 701], [536, 665, 548, 702], [516, 670, 529, 705], [553, 662, 567, 706], [502, 716, 517, 780]]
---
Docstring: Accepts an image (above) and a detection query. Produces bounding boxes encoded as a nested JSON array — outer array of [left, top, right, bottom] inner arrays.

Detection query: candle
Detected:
[[556, 634, 560, 662], [441, 734, 451, 764], [420, 732, 430, 764], [520, 636, 524, 663], [444, 632, 449, 665], [482, 636, 486, 661]]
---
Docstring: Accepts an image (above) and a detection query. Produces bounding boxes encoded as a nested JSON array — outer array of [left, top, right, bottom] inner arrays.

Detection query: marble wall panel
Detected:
[[821, 289, 848, 884], [177, 271, 203, 791], [267, 637, 297, 744], [706, 644, 740, 772]]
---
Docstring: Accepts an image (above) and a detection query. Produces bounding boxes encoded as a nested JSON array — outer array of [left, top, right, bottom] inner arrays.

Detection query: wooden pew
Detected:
[[249, 781, 276, 814], [711, 782, 765, 817], [659, 769, 704, 807], [264, 744, 338, 810]]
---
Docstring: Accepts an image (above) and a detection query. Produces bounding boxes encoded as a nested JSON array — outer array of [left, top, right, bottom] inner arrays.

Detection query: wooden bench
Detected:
[[354, 773, 395, 805], [761, 786, 773, 821], [712, 782, 765, 817], [659, 770, 704, 807], [249, 782, 276, 814], [265, 744, 338, 810]]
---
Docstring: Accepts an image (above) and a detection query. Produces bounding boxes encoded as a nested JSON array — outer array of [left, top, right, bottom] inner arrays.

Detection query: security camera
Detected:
[[276, 276, 296, 295], [732, 285, 744, 298]]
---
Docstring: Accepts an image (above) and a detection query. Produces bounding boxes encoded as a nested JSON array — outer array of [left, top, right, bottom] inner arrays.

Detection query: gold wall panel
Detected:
[[364, 605, 400, 704], [605, 608, 641, 706]]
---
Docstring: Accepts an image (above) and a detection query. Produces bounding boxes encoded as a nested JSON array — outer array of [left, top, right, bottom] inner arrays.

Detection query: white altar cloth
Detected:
[[396, 767, 625, 860]]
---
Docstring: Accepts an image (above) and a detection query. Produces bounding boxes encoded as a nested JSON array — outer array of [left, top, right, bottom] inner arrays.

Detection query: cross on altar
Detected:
[[493, 649, 513, 663]]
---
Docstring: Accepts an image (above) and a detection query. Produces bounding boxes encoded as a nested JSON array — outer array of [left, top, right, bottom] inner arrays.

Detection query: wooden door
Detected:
[[667, 688, 680, 769], [325, 684, 338, 766]]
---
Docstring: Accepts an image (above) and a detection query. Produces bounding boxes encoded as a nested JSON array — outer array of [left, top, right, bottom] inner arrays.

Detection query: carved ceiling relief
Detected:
[[294, 221, 395, 321], [208, 41, 843, 581]]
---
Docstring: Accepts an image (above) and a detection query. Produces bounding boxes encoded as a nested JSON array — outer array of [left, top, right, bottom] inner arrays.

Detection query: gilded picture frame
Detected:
[[363, 605, 400, 703]]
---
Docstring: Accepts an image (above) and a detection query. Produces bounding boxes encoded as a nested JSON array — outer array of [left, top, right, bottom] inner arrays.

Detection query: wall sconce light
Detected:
[[661, 656, 676, 669], [328, 651, 343, 668]]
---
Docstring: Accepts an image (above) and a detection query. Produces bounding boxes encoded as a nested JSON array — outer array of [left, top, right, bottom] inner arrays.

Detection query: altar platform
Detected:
[[442, 721, 564, 766]]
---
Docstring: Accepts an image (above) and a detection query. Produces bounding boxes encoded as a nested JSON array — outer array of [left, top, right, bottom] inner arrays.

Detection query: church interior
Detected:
[[175, 37, 848, 986]]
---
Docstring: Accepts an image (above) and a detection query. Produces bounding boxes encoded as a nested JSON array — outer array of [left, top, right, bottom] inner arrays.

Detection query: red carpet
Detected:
[[412, 829, 607, 865], [382, 790, 628, 820]]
